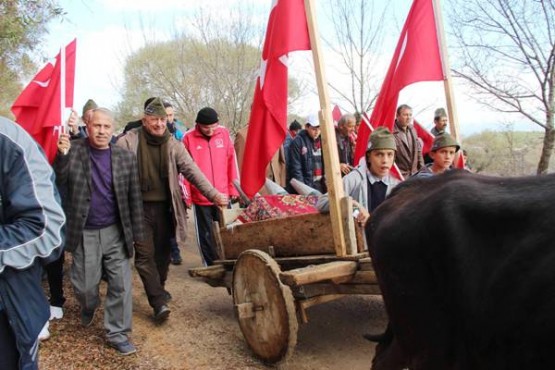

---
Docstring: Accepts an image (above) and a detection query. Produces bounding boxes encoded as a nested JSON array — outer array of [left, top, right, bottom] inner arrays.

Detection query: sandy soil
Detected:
[[40, 218, 386, 369]]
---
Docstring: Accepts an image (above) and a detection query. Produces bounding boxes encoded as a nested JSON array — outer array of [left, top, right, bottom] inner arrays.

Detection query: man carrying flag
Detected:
[[11, 39, 76, 163], [240, 0, 311, 198]]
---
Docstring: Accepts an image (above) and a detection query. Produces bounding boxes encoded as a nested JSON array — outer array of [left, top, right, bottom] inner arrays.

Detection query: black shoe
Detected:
[[153, 304, 170, 322], [81, 309, 96, 327], [163, 290, 172, 303], [170, 257, 182, 265], [108, 340, 137, 356]]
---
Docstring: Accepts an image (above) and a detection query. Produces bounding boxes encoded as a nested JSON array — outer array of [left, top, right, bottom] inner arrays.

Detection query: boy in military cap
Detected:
[[317, 127, 400, 225], [414, 133, 460, 177]]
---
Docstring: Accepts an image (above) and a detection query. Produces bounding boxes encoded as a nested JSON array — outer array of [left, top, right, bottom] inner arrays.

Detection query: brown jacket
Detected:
[[393, 121, 424, 178], [234, 126, 286, 193], [117, 128, 219, 244]]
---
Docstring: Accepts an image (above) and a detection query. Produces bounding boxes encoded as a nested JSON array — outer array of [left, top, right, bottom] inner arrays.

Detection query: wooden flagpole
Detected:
[[304, 0, 353, 256], [432, 0, 461, 144]]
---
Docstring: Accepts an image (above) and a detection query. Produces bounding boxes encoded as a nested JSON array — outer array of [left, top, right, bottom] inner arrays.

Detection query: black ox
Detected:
[[366, 170, 555, 370]]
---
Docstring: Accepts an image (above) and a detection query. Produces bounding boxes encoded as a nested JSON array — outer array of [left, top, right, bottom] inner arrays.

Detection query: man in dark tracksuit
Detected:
[[0, 116, 65, 370]]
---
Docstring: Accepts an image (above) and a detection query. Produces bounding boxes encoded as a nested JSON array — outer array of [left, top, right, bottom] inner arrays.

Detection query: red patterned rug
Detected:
[[237, 194, 319, 223]]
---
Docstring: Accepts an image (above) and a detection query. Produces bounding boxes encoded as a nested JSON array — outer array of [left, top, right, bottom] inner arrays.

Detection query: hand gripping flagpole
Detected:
[[60, 43, 68, 154]]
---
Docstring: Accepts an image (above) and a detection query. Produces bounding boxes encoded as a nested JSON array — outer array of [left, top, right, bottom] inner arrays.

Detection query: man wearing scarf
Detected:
[[117, 98, 228, 322]]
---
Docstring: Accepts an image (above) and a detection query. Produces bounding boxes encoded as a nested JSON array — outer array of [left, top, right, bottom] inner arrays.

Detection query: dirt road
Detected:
[[40, 218, 386, 369]]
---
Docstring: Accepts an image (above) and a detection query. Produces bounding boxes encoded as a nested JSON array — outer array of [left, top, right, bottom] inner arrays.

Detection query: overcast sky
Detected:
[[40, 0, 538, 136]]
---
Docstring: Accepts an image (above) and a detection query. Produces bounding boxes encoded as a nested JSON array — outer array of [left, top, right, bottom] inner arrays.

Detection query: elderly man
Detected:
[[66, 99, 97, 140], [336, 113, 357, 175], [392, 104, 424, 178], [54, 108, 144, 355], [117, 98, 228, 320], [286, 114, 326, 194], [0, 116, 65, 369]]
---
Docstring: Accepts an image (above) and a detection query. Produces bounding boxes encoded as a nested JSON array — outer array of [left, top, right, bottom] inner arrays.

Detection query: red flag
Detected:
[[413, 119, 434, 155], [11, 39, 76, 163], [354, 0, 443, 164], [240, 0, 310, 198], [332, 104, 342, 124], [455, 150, 466, 169]]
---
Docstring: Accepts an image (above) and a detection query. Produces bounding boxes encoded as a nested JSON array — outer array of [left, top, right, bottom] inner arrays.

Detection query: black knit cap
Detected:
[[195, 107, 219, 125]]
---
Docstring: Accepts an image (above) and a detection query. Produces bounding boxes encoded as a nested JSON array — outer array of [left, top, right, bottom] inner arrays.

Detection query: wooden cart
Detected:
[[189, 210, 381, 364]]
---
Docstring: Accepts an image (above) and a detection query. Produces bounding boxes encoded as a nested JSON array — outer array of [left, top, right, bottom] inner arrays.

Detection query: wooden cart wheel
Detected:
[[232, 249, 298, 364]]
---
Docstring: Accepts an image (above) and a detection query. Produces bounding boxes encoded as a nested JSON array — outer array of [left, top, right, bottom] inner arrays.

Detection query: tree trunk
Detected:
[[537, 127, 555, 175]]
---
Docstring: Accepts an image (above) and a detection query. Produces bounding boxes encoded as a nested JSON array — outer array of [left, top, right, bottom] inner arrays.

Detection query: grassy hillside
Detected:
[[462, 130, 555, 176]]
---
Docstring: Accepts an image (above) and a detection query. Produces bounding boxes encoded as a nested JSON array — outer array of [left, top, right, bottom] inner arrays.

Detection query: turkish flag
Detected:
[[454, 150, 466, 169], [354, 0, 443, 164], [413, 119, 434, 155], [11, 39, 76, 163], [332, 104, 342, 124], [240, 0, 310, 198]]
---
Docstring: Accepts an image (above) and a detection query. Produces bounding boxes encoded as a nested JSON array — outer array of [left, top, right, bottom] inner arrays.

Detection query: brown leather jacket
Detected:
[[393, 120, 424, 178]]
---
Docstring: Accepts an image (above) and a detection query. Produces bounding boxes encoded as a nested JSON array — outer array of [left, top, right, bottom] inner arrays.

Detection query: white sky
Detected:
[[39, 0, 538, 137]]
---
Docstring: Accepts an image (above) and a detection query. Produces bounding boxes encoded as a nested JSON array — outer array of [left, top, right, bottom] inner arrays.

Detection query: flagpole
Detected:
[[432, 0, 461, 144], [304, 0, 354, 257], [60, 43, 66, 133]]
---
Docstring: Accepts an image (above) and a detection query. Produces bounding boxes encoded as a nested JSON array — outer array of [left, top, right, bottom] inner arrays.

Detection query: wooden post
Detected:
[[304, 0, 348, 257], [432, 0, 461, 145]]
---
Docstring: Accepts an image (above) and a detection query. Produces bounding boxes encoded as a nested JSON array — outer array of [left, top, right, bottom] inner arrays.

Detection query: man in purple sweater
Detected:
[[54, 108, 144, 355]]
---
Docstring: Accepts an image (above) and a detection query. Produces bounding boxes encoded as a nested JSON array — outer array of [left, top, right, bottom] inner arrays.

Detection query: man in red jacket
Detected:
[[183, 107, 239, 265]]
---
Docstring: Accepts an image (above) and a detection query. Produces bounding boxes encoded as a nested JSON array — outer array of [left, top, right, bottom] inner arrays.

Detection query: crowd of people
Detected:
[[0, 98, 465, 367]]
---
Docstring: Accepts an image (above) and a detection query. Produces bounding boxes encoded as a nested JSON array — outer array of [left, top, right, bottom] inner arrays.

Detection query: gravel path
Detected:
[[40, 218, 386, 369]]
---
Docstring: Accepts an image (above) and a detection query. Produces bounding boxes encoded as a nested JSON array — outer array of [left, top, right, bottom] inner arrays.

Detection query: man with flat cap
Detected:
[[117, 98, 228, 321], [183, 107, 239, 266]]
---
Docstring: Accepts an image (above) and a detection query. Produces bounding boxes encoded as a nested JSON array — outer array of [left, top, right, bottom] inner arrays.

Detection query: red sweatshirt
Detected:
[[183, 125, 239, 205]]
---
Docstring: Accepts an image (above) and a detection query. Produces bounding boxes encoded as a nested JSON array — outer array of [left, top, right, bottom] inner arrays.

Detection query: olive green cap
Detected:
[[366, 127, 396, 152], [144, 97, 167, 117], [434, 107, 447, 119], [82, 99, 98, 117], [431, 133, 460, 152]]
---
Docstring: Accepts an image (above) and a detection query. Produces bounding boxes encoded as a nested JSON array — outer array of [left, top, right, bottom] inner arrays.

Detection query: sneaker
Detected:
[[108, 340, 137, 356], [81, 309, 96, 327], [153, 304, 170, 322], [38, 321, 50, 341], [49, 305, 64, 320]]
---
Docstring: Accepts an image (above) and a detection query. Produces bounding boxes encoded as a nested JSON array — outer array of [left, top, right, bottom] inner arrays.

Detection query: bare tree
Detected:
[[322, 0, 388, 114], [448, 0, 555, 174]]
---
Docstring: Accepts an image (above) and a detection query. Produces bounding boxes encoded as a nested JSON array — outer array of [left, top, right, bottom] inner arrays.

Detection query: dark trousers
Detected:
[[170, 237, 181, 261], [45, 250, 65, 307], [0, 309, 19, 369], [194, 204, 220, 266], [134, 202, 172, 308]]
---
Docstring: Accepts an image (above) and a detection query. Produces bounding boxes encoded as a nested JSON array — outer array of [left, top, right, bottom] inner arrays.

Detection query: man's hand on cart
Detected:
[[213, 193, 229, 207]]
